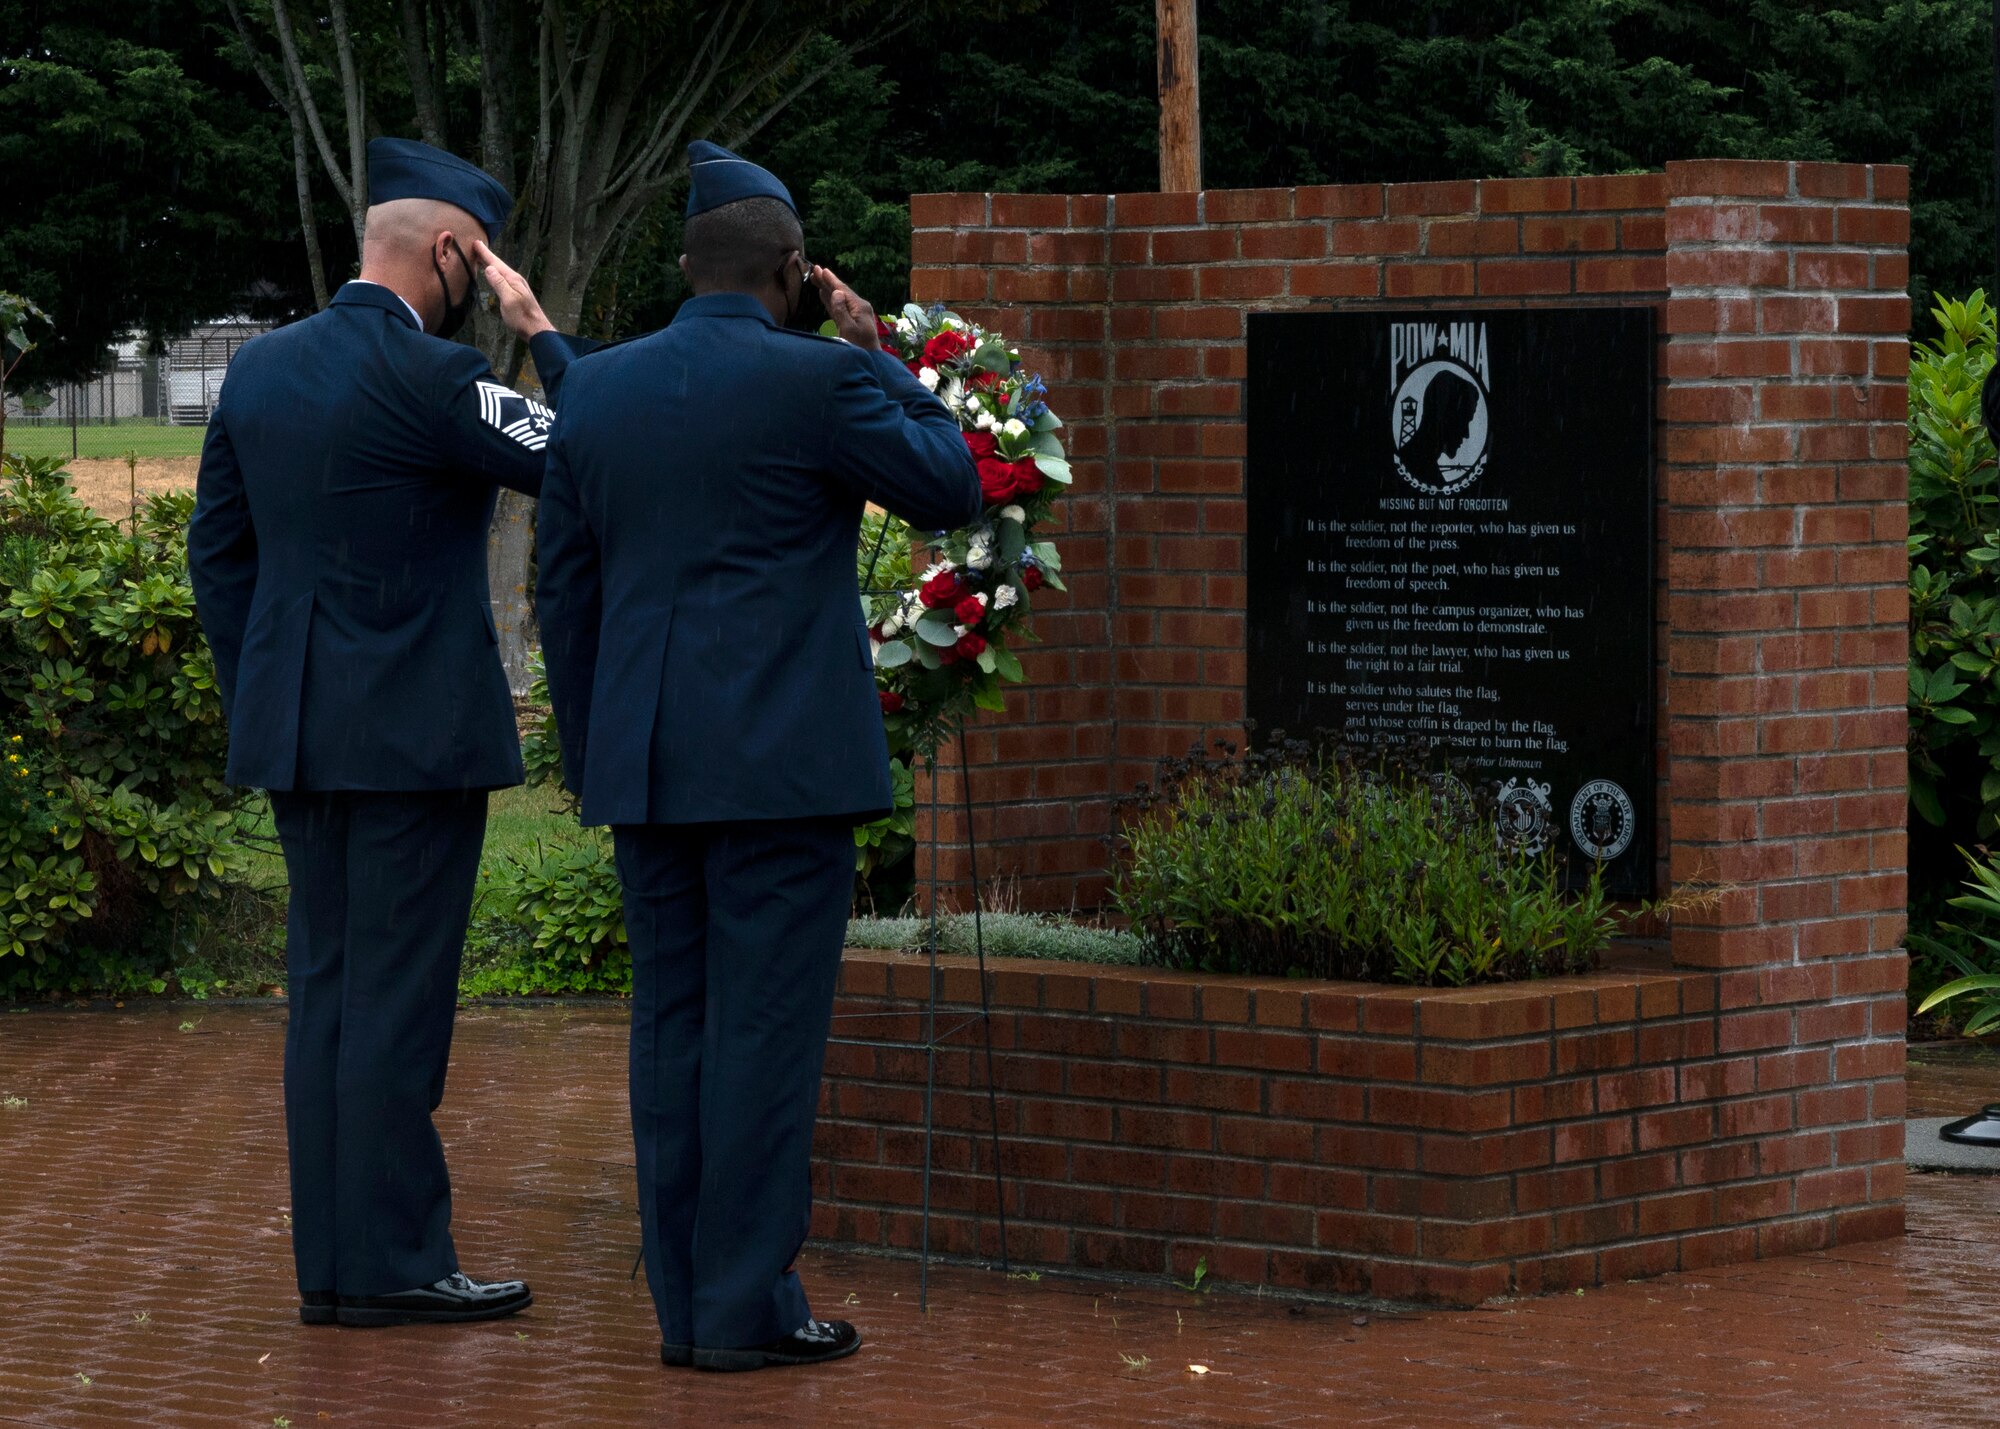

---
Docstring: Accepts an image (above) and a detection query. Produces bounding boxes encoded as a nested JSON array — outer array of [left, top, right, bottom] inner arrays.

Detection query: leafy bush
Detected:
[[1914, 846, 2000, 1035], [1908, 290, 2000, 834], [1111, 736, 1615, 986], [0, 454, 267, 996], [470, 837, 630, 996]]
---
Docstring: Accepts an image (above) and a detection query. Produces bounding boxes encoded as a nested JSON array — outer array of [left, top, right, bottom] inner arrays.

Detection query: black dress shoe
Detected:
[[335, 1271, 532, 1327], [660, 1342, 694, 1367], [299, 1291, 337, 1326], [694, 1319, 861, 1372]]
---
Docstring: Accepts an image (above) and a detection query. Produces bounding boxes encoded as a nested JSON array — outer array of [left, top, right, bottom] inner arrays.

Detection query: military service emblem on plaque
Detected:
[[1569, 779, 1637, 863]]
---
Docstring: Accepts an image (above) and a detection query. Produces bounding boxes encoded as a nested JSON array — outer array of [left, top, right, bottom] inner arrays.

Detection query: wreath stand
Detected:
[[822, 519, 1013, 1308], [827, 731, 1012, 1310]]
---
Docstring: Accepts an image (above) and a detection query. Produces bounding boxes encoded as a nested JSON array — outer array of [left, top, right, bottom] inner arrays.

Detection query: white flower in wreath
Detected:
[[939, 377, 963, 410], [1002, 418, 1027, 438], [993, 585, 1019, 612], [917, 366, 940, 391], [999, 504, 1027, 523], [966, 394, 983, 412], [966, 539, 994, 572], [974, 412, 999, 432]]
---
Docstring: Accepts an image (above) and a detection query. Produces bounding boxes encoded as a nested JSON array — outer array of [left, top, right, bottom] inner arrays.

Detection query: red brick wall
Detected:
[[816, 947, 1906, 1305], [907, 161, 1908, 979]]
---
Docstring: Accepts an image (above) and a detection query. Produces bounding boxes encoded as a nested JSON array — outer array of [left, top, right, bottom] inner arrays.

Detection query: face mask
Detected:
[[778, 253, 827, 332], [432, 239, 477, 340]]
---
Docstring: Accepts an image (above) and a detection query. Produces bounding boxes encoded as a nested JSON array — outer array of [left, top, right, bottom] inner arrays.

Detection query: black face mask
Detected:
[[778, 255, 827, 332], [432, 240, 477, 340]]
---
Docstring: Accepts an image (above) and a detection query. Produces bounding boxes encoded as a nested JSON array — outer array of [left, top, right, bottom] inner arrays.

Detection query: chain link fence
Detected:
[[5, 322, 268, 461]]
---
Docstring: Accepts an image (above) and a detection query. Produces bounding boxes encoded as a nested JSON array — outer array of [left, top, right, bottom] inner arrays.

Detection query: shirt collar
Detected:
[[670, 292, 779, 329], [332, 280, 426, 332]]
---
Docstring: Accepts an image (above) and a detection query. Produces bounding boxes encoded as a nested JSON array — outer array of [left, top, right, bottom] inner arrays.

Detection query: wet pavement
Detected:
[[2, 1001, 1998, 1428]]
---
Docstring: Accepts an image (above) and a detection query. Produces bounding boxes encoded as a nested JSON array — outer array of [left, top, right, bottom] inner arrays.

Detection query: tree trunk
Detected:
[[488, 488, 540, 695]]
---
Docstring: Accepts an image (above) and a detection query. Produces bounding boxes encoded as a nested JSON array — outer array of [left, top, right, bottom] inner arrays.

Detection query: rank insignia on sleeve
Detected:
[[475, 379, 555, 451]]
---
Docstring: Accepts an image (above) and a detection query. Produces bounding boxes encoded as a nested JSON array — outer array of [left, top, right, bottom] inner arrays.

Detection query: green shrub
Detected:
[[1908, 290, 2000, 834], [469, 835, 630, 996], [0, 454, 267, 996], [1914, 845, 2000, 1036], [1111, 736, 1615, 986]]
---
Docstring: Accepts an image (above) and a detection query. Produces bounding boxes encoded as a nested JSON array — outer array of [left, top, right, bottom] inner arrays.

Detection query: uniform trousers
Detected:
[[270, 788, 488, 1297], [613, 817, 854, 1350]]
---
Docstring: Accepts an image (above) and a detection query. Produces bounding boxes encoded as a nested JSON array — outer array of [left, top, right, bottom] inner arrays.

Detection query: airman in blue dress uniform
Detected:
[[188, 138, 595, 1328], [536, 141, 981, 1371]]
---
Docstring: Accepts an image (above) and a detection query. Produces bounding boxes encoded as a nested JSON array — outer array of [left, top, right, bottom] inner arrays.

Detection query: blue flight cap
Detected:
[[366, 137, 512, 241], [685, 140, 797, 219]]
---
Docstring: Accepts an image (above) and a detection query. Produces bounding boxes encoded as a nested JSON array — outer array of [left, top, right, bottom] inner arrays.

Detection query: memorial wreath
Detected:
[[859, 303, 1069, 753]]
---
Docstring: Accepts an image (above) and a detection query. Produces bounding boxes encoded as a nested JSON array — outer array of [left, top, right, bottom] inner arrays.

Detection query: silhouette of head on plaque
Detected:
[[1394, 368, 1480, 488]]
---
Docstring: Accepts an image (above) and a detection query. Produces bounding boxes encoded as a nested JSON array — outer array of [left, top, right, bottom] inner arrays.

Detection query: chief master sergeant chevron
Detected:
[[536, 140, 981, 1373], [187, 137, 596, 1330]]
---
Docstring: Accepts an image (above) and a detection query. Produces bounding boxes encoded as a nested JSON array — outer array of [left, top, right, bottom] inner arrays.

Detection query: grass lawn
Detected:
[[202, 781, 585, 994], [6, 421, 208, 462], [237, 780, 582, 891]]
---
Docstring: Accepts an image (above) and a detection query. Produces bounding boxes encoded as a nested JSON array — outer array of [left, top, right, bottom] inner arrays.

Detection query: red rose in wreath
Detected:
[[955, 632, 988, 660], [1022, 564, 1046, 592], [879, 690, 905, 714], [964, 430, 998, 461], [978, 455, 1041, 504], [952, 595, 987, 626], [920, 569, 964, 608], [923, 329, 975, 368]]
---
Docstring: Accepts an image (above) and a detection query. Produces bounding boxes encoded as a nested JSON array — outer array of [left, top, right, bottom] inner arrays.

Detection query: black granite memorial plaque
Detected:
[[1246, 308, 1656, 896]]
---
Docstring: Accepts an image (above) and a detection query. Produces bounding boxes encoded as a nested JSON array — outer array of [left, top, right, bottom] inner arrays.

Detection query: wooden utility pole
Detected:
[[1157, 0, 1201, 192]]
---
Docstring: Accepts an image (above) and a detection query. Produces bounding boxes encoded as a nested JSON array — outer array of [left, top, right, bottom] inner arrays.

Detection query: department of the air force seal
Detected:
[[1569, 779, 1636, 863], [1388, 319, 1490, 495], [1495, 777, 1552, 855]]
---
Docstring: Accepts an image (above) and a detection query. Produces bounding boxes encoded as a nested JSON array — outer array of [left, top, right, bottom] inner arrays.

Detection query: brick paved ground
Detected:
[[1, 1002, 1996, 1428]]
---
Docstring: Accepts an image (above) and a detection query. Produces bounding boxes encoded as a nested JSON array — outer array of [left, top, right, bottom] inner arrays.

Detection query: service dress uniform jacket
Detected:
[[535, 292, 979, 1351], [190, 282, 580, 791], [187, 281, 591, 1300], [536, 293, 979, 823]]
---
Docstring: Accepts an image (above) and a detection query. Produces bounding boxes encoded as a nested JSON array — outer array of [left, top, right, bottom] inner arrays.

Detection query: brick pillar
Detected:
[[907, 194, 1118, 911], [1660, 159, 1908, 1238]]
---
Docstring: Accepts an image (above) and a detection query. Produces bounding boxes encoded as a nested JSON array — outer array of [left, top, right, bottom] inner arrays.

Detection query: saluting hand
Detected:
[[811, 265, 881, 351], [471, 239, 555, 343]]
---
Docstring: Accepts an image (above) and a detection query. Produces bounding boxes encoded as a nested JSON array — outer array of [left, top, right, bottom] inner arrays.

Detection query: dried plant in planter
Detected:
[[1110, 731, 1618, 986]]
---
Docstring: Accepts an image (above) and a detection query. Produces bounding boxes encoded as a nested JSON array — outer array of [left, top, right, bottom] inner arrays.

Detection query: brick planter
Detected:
[[853, 156, 1912, 1298], [812, 946, 1906, 1306]]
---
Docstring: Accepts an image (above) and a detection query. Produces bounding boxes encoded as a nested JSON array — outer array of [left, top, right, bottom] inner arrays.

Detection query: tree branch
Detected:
[[267, 0, 356, 218], [327, 0, 368, 231], [603, 0, 759, 201], [223, 0, 330, 306], [398, 0, 446, 148], [725, 12, 920, 155]]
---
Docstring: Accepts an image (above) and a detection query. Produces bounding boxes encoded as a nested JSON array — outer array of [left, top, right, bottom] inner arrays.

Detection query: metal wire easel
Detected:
[[826, 518, 1013, 1309]]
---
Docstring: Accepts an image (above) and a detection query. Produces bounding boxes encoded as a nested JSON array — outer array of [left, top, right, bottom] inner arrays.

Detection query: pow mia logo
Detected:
[[1389, 320, 1490, 495], [1569, 779, 1636, 863], [1495, 777, 1552, 856], [475, 379, 554, 452]]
